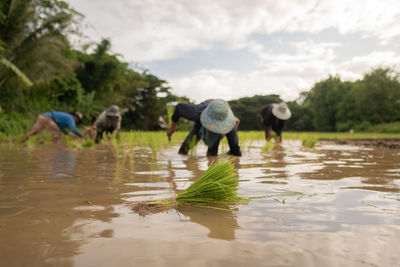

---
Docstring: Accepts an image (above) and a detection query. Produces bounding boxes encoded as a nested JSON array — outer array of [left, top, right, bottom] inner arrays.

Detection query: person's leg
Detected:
[[44, 119, 62, 143], [226, 126, 242, 156], [21, 115, 46, 143], [206, 134, 223, 156], [95, 128, 104, 143], [178, 122, 201, 154]]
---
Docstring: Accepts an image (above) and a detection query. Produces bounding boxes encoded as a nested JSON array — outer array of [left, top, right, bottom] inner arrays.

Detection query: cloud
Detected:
[[67, 0, 400, 102], [168, 46, 400, 103], [69, 0, 400, 62], [337, 51, 400, 80]]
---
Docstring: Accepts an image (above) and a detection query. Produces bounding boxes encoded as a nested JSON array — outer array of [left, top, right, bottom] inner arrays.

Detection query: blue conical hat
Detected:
[[200, 99, 236, 134]]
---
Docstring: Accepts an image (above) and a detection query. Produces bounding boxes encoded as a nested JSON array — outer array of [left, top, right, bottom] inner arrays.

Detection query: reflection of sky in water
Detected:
[[232, 140, 400, 237], [43, 150, 76, 178]]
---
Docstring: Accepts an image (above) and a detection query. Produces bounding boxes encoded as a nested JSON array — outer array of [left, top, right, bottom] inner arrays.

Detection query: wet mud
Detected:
[[0, 140, 399, 266]]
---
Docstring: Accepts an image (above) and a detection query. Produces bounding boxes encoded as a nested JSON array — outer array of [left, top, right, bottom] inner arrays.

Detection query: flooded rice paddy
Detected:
[[1, 137, 400, 266]]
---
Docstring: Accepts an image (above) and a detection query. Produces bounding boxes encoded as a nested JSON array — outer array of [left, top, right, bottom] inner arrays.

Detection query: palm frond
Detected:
[[0, 57, 32, 86]]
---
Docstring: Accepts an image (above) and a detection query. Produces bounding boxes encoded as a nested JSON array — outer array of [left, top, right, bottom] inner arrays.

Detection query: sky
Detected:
[[67, 0, 400, 103]]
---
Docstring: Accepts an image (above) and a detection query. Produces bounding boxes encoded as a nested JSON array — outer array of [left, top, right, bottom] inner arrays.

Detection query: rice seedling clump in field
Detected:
[[131, 158, 250, 216]]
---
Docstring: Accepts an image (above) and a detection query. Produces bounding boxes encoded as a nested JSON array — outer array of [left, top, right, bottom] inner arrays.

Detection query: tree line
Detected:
[[229, 68, 400, 133], [0, 0, 189, 134], [1, 0, 400, 135]]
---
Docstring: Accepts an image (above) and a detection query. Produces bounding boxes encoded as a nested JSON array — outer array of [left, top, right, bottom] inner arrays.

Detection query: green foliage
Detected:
[[49, 75, 83, 106], [229, 94, 282, 130], [365, 122, 400, 133], [307, 76, 347, 131], [286, 67, 400, 133], [0, 0, 80, 96], [0, 111, 32, 135]]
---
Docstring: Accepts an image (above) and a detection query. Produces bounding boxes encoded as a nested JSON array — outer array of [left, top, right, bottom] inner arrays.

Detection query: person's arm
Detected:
[[67, 118, 83, 138], [167, 121, 177, 141], [112, 117, 121, 137]]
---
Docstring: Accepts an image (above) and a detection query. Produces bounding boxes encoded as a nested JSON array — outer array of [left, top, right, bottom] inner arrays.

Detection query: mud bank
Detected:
[[319, 138, 400, 149]]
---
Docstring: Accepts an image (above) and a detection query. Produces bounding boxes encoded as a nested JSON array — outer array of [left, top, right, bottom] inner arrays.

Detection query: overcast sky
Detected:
[[68, 0, 400, 103]]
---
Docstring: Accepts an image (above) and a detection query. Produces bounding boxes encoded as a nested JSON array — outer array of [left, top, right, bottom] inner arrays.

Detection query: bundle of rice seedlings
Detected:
[[131, 158, 249, 216]]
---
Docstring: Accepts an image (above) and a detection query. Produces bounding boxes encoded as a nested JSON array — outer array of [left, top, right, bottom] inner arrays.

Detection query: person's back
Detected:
[[22, 111, 82, 143], [260, 102, 291, 142], [167, 99, 241, 156]]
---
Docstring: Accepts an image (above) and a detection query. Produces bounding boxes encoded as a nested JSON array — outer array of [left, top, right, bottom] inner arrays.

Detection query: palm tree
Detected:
[[0, 0, 81, 88]]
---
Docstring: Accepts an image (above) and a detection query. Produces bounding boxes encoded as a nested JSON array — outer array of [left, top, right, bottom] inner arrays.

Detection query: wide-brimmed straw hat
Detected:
[[200, 99, 236, 134], [272, 102, 291, 120], [106, 105, 120, 117]]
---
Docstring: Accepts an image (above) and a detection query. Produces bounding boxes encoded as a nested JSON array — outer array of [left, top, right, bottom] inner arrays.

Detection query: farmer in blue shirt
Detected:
[[21, 111, 83, 143], [167, 99, 242, 156]]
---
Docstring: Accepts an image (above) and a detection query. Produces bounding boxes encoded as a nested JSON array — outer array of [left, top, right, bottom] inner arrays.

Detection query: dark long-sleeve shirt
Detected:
[[171, 100, 212, 123], [260, 104, 285, 137]]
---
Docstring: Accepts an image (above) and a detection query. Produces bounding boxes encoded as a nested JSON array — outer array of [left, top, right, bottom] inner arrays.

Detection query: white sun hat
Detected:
[[272, 102, 291, 120]]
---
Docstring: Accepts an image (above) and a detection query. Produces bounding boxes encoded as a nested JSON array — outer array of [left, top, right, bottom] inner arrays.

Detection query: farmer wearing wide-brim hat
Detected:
[[167, 99, 242, 156], [260, 102, 291, 143]]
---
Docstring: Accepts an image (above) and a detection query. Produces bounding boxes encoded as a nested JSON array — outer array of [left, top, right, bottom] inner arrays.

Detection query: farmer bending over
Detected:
[[260, 102, 291, 143], [93, 105, 121, 143], [167, 99, 242, 156], [21, 111, 83, 143]]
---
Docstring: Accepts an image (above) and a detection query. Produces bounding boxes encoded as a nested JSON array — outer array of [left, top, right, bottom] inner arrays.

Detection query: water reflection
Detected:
[[0, 145, 127, 267], [1, 140, 400, 266], [179, 207, 239, 241]]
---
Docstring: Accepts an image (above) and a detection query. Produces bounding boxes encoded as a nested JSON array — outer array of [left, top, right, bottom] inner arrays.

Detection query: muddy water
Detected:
[[0, 140, 399, 267]]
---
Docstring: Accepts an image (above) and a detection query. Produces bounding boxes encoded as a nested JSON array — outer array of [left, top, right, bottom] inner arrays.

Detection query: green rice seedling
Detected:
[[25, 135, 37, 148], [70, 140, 83, 149], [128, 130, 136, 152], [131, 158, 250, 216], [262, 139, 274, 152], [302, 137, 317, 148], [145, 133, 159, 158], [82, 140, 95, 148], [187, 135, 198, 155], [166, 103, 175, 127], [105, 136, 120, 158]]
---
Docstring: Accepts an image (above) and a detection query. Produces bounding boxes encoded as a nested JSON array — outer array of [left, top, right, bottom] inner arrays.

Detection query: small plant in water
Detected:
[[262, 139, 274, 152], [82, 140, 94, 148], [131, 158, 250, 216], [302, 137, 317, 148]]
